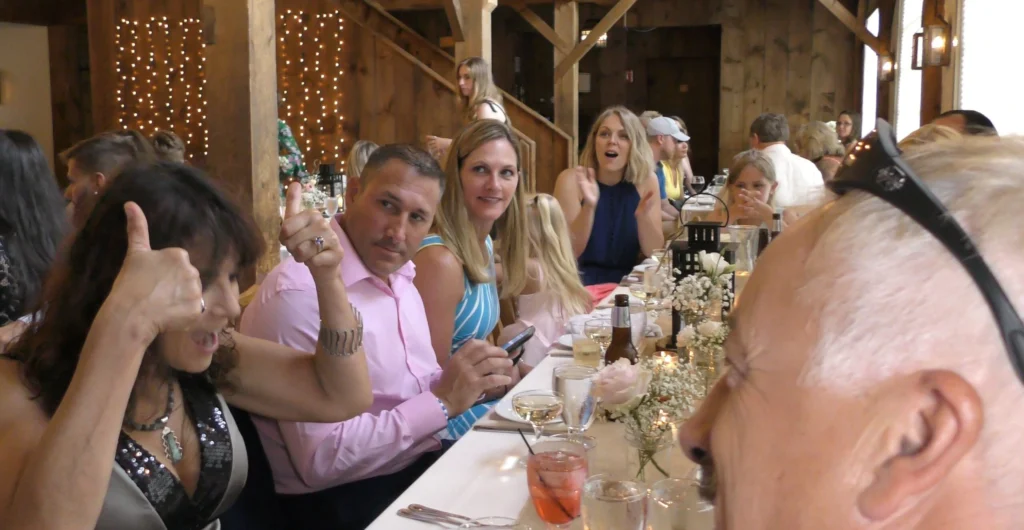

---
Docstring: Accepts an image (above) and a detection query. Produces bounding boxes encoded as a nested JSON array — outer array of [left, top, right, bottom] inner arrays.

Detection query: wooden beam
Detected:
[[440, 35, 455, 47], [86, 0, 118, 132], [553, 0, 577, 164], [202, 0, 280, 287], [455, 0, 497, 64], [553, 0, 634, 82], [509, 0, 570, 54], [444, 0, 465, 42], [377, 0, 613, 10], [816, 0, 883, 54], [919, 0, 944, 124], [857, 0, 869, 23]]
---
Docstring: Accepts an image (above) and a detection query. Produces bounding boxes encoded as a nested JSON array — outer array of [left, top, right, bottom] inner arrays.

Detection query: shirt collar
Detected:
[[763, 143, 792, 155], [333, 216, 416, 288]]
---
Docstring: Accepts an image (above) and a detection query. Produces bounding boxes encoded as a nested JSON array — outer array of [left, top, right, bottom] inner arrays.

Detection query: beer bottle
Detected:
[[604, 294, 639, 365]]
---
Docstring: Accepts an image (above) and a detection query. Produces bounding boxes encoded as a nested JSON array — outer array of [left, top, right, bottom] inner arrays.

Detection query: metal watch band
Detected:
[[318, 304, 363, 357]]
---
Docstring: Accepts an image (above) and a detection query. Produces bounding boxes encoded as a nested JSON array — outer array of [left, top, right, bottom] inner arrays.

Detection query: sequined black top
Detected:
[[97, 376, 248, 530], [0, 236, 21, 327]]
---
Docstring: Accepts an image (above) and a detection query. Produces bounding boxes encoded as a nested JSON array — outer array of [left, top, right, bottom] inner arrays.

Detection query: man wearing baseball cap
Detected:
[[647, 115, 690, 220]]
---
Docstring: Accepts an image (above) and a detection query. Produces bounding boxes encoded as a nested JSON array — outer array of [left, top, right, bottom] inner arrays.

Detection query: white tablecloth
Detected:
[[366, 288, 711, 529]]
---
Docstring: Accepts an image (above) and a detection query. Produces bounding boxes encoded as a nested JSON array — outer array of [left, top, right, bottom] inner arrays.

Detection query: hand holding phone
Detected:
[[501, 325, 536, 366]]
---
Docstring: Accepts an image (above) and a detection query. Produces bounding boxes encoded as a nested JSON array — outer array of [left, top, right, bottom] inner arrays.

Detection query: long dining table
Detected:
[[366, 287, 713, 529]]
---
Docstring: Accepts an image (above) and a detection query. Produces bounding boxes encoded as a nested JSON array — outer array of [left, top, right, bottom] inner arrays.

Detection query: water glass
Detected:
[[629, 302, 648, 350], [581, 475, 647, 530], [527, 441, 589, 529], [646, 477, 714, 530], [552, 365, 598, 449]]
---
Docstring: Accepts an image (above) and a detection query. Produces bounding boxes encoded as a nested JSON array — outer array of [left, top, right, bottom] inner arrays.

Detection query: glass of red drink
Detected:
[[526, 440, 589, 529]]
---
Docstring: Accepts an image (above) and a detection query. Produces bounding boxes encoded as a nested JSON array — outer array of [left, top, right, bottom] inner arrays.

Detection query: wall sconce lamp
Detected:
[[878, 53, 895, 82], [580, 29, 608, 48], [912, 5, 953, 69]]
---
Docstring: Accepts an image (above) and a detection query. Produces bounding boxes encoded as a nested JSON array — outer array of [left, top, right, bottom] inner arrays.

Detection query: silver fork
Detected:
[[407, 504, 474, 523], [397, 507, 475, 527]]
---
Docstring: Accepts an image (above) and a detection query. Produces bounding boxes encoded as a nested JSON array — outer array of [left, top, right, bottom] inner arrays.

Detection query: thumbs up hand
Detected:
[[107, 201, 204, 343]]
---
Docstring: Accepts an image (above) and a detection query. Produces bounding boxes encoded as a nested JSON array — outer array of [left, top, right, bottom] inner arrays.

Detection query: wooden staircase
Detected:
[[332, 0, 572, 193]]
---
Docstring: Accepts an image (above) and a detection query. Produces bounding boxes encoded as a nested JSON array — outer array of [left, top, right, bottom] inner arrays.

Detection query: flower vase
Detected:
[[624, 426, 673, 485]]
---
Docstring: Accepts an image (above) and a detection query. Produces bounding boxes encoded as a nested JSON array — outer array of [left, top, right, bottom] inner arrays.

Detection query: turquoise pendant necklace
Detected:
[[127, 382, 184, 464]]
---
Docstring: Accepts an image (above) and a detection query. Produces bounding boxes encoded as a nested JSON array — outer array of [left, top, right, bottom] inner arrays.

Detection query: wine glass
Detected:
[[512, 390, 563, 442], [325, 196, 340, 217], [527, 440, 589, 529], [583, 318, 612, 359], [550, 365, 598, 450]]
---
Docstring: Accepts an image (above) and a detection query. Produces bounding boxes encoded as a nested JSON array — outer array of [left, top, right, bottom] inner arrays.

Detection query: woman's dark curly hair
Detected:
[[9, 162, 265, 416]]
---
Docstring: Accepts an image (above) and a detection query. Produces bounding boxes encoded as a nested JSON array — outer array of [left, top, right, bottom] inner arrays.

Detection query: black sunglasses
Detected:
[[829, 119, 1024, 384]]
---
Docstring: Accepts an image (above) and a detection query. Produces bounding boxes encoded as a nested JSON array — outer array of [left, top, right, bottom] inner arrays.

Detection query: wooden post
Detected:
[[553, 0, 635, 82], [920, 0, 945, 124], [554, 0, 578, 164], [876, 0, 896, 122], [202, 0, 280, 288], [454, 0, 498, 64], [86, 0, 118, 133]]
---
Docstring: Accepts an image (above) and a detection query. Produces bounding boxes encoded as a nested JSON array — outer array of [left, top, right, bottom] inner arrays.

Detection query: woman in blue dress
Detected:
[[414, 120, 529, 440], [554, 106, 665, 286]]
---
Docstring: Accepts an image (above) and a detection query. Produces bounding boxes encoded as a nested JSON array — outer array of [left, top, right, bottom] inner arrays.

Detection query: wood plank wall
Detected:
[[582, 0, 859, 170]]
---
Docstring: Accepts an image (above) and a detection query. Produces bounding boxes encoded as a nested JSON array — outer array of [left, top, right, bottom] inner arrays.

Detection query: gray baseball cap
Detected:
[[646, 116, 690, 142]]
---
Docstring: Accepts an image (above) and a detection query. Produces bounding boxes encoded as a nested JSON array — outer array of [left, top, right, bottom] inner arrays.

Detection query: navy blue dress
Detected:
[[578, 180, 642, 286]]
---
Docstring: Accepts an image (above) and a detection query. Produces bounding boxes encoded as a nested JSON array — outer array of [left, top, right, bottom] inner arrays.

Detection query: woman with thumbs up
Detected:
[[553, 106, 665, 285], [0, 162, 372, 529]]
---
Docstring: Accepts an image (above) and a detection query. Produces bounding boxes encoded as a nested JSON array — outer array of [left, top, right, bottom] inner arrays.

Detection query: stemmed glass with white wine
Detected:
[[324, 195, 340, 217], [630, 265, 664, 319], [512, 389, 563, 442]]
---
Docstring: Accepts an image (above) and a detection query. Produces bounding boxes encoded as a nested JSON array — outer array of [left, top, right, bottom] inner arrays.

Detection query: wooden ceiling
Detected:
[[0, 0, 85, 25], [376, 0, 615, 10]]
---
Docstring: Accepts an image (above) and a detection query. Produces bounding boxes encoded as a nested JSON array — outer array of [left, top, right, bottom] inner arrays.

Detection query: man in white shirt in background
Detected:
[[749, 113, 823, 210]]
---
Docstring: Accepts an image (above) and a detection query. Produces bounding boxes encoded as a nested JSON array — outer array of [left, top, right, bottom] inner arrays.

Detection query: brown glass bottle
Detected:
[[604, 294, 638, 365]]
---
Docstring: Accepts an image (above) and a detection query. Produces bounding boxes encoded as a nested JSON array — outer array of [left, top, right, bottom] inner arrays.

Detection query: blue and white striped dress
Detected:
[[418, 234, 500, 440]]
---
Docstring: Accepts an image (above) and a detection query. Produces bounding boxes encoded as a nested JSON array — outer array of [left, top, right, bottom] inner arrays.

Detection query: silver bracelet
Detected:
[[318, 304, 363, 357]]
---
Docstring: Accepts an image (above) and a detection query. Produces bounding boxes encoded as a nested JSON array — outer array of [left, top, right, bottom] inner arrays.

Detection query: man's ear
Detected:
[[93, 172, 109, 190], [857, 370, 983, 521]]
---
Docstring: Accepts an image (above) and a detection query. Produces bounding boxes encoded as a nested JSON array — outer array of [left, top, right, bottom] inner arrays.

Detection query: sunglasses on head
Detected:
[[829, 119, 1024, 384]]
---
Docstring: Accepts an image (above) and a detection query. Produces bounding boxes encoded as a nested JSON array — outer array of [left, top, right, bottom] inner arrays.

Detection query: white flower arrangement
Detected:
[[594, 356, 706, 480], [301, 179, 327, 210], [662, 250, 735, 324]]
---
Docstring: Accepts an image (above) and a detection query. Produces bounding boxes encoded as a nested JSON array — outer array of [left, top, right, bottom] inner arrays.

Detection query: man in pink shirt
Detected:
[[239, 144, 513, 529]]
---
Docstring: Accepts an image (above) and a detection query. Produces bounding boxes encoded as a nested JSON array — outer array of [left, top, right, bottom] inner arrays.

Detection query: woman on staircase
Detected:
[[425, 57, 509, 160]]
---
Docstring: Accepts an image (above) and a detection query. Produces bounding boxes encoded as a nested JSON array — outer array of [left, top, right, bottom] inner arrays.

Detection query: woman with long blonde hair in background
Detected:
[[497, 193, 592, 370], [414, 119, 528, 439], [793, 121, 846, 181], [553, 106, 664, 285], [425, 57, 509, 159]]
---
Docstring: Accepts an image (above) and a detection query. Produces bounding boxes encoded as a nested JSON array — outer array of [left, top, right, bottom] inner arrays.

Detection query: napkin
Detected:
[[586, 283, 619, 307], [472, 408, 570, 434]]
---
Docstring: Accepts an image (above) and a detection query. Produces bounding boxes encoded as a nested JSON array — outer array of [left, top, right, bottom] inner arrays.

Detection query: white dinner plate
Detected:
[[494, 398, 563, 425], [557, 334, 574, 349]]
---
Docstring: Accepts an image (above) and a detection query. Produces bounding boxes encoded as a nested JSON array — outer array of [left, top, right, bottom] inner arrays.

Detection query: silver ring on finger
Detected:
[[314, 235, 325, 254]]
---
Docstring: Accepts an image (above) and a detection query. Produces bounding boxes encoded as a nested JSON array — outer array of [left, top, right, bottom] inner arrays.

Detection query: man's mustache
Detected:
[[374, 238, 404, 253]]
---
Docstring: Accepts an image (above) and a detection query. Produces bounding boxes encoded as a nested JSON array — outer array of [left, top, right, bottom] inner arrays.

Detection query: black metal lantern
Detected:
[[666, 194, 735, 348], [317, 162, 344, 197]]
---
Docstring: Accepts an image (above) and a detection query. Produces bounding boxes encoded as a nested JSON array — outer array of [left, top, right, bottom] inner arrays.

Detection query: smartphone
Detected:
[[501, 326, 536, 366]]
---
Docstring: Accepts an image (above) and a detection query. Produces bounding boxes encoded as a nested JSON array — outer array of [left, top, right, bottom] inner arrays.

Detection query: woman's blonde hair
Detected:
[[436, 120, 528, 298], [794, 121, 846, 162], [456, 57, 502, 123], [898, 124, 962, 150], [580, 106, 654, 186], [525, 193, 592, 317], [346, 140, 379, 180], [666, 116, 689, 189], [718, 149, 778, 209]]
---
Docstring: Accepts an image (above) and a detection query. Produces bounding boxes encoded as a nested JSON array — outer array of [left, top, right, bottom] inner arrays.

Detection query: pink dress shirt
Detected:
[[239, 219, 447, 494]]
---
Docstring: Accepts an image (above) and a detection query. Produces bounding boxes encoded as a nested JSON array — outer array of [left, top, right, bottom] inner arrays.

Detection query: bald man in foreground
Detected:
[[680, 129, 1024, 530]]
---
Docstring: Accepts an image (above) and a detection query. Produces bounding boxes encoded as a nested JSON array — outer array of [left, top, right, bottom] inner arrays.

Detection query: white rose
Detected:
[[697, 320, 722, 337], [676, 326, 696, 346]]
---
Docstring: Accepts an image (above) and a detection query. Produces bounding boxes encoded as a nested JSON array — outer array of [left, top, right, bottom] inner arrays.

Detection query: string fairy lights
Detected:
[[115, 17, 208, 160], [115, 10, 346, 167], [277, 9, 348, 171]]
